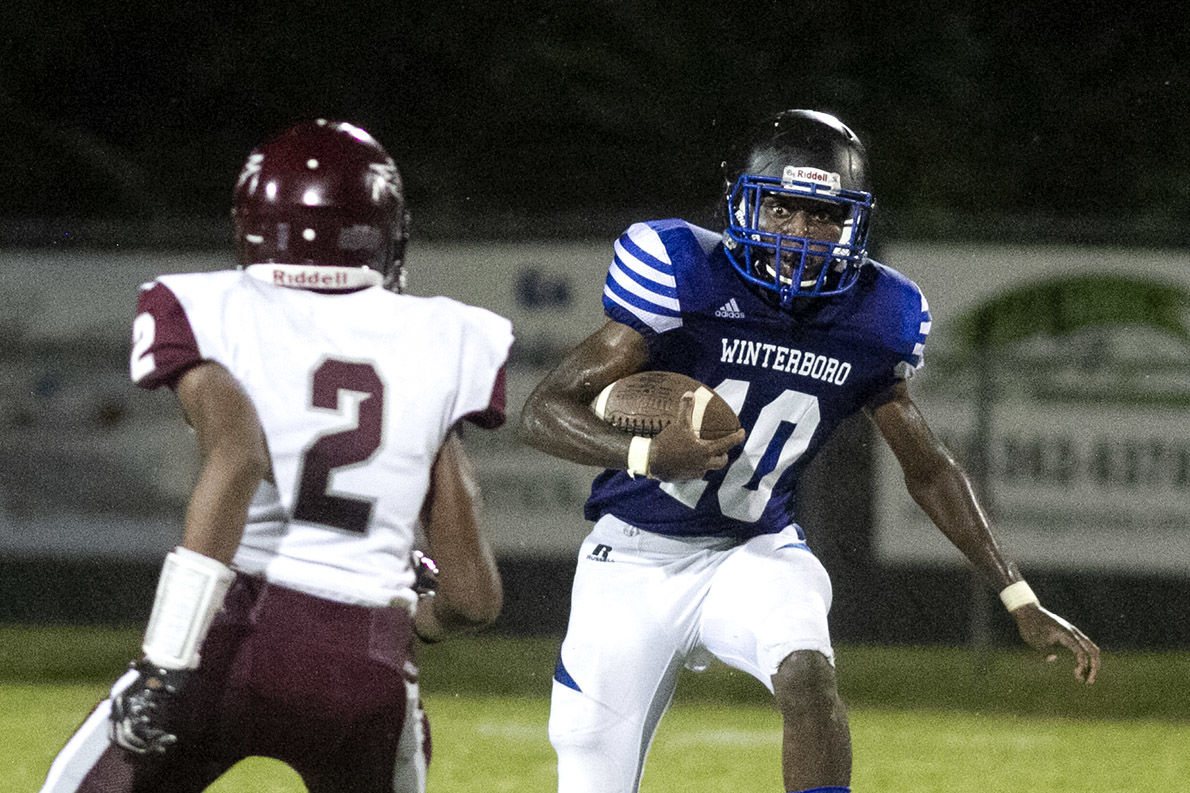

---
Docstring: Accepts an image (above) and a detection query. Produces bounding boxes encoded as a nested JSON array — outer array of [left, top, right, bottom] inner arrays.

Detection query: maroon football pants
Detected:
[[49, 574, 428, 793]]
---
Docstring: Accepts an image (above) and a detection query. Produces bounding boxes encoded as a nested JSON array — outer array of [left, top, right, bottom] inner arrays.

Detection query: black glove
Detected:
[[109, 659, 191, 757], [412, 549, 439, 596], [411, 550, 444, 643]]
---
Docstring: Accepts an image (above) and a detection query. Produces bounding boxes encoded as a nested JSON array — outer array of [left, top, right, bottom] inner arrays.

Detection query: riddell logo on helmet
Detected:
[[781, 166, 841, 191], [272, 268, 351, 288]]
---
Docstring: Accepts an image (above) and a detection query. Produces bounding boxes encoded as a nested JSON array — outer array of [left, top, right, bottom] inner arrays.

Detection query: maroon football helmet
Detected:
[[232, 120, 410, 290]]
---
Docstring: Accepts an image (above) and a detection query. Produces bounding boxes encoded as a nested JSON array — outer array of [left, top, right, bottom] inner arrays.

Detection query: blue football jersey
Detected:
[[585, 218, 931, 540]]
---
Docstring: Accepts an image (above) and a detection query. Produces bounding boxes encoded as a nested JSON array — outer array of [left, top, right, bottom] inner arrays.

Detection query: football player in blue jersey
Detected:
[[518, 109, 1100, 793]]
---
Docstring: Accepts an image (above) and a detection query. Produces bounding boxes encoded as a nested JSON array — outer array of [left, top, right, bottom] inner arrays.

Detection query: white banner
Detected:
[[875, 398, 1190, 572], [873, 242, 1190, 573]]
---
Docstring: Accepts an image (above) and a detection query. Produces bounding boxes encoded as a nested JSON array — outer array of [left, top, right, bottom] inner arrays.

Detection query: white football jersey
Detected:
[[130, 266, 513, 607]]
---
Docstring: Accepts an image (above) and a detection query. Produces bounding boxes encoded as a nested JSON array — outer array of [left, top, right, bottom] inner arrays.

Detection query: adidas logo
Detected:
[[714, 298, 745, 319]]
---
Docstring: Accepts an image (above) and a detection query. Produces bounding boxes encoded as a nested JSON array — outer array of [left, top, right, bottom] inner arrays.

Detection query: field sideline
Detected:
[[4, 626, 1188, 792]]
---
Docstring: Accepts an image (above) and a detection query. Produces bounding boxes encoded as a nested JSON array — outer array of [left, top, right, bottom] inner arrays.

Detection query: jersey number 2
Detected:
[[293, 359, 384, 534]]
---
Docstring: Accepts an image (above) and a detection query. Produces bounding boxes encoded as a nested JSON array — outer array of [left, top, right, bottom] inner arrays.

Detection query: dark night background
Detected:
[[3, 1, 1188, 245]]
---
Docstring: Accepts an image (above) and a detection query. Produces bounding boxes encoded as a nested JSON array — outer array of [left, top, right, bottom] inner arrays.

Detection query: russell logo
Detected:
[[587, 544, 613, 562]]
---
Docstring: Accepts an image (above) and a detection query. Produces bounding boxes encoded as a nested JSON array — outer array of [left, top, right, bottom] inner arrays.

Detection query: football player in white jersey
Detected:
[[519, 110, 1100, 793], [39, 120, 513, 793]]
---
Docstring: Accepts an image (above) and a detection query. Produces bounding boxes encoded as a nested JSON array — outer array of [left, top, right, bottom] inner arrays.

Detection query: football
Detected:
[[591, 371, 740, 440]]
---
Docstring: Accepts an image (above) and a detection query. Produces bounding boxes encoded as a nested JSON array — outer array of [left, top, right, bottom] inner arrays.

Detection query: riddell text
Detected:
[[273, 269, 351, 288]]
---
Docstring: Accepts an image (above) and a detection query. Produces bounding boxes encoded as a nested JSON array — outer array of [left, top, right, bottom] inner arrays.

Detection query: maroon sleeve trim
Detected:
[[133, 282, 204, 391]]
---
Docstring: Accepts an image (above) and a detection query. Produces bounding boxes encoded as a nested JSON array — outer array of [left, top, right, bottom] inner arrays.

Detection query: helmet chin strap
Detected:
[[244, 263, 383, 290]]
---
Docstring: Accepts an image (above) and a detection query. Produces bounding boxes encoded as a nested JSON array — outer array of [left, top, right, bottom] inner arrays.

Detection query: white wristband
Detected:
[[142, 547, 235, 669], [999, 580, 1040, 612], [626, 436, 652, 479]]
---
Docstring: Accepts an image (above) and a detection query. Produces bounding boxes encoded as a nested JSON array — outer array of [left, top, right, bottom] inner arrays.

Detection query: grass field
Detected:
[[5, 626, 1189, 792]]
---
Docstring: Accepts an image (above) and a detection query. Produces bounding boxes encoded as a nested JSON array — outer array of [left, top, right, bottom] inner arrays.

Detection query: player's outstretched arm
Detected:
[[111, 362, 270, 757], [414, 429, 502, 642], [868, 380, 1100, 684]]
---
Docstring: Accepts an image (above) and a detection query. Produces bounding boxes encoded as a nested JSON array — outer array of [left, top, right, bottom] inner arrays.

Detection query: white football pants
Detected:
[[549, 514, 834, 793]]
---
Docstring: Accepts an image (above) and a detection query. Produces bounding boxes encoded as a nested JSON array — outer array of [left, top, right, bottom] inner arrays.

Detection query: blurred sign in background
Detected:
[[875, 246, 1190, 574]]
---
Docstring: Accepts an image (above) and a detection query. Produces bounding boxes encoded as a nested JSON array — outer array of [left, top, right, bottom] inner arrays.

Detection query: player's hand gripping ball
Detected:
[[592, 371, 740, 440]]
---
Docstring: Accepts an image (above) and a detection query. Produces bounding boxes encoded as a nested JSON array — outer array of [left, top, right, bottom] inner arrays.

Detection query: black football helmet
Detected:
[[722, 109, 873, 302], [232, 120, 410, 291]]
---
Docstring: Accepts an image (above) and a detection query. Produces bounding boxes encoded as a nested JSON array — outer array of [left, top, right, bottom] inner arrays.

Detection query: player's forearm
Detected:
[[414, 542, 502, 640], [425, 522, 503, 628], [180, 446, 266, 565], [517, 318, 649, 469], [905, 463, 1020, 589], [423, 435, 503, 628], [430, 559, 502, 627], [518, 394, 636, 470], [175, 361, 269, 565], [872, 388, 1021, 589]]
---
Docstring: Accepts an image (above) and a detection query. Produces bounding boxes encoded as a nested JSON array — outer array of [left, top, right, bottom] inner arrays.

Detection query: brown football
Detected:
[[591, 371, 741, 440]]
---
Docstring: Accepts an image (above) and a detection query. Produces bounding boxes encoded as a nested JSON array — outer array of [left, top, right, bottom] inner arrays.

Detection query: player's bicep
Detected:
[[518, 319, 650, 463], [535, 319, 650, 402], [421, 429, 481, 541]]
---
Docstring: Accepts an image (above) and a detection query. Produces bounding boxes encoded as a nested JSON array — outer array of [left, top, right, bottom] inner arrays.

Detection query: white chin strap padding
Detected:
[[142, 547, 235, 669]]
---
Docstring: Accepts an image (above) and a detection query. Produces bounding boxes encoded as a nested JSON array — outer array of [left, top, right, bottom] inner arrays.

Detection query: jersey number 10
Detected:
[[661, 378, 821, 522]]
